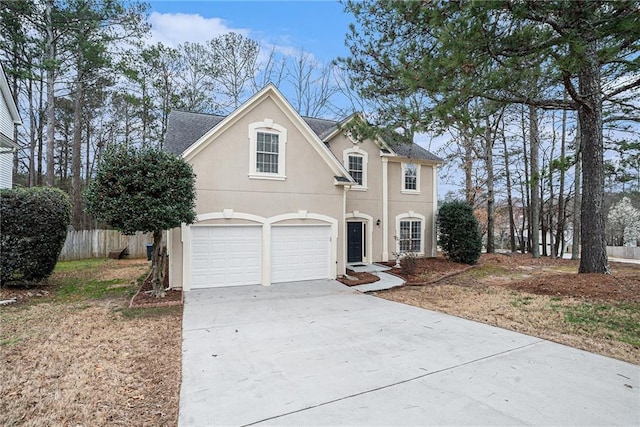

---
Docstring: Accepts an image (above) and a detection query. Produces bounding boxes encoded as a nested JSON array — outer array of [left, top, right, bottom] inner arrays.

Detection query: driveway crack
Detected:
[[242, 339, 544, 426]]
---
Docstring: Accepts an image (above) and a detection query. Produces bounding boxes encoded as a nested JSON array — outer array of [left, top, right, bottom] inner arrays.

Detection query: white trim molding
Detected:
[[181, 210, 338, 290], [343, 146, 368, 190], [345, 211, 374, 264], [382, 157, 389, 261], [248, 119, 287, 180], [395, 212, 426, 256]]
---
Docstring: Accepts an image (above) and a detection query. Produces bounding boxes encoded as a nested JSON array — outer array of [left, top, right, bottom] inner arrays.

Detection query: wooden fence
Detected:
[[59, 229, 154, 261], [606, 246, 640, 260]]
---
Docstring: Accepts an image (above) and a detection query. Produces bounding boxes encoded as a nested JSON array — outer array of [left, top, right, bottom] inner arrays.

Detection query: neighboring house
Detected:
[[164, 84, 443, 290], [0, 64, 21, 189]]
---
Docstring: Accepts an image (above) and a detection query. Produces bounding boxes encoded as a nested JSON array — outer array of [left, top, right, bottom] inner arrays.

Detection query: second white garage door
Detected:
[[271, 225, 331, 283], [191, 226, 262, 288]]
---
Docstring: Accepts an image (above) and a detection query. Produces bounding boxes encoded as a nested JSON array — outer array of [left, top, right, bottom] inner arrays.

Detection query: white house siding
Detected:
[[0, 150, 13, 188], [0, 93, 13, 139]]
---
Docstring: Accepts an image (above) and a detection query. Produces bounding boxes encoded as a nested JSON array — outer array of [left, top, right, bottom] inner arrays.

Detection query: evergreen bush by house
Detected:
[[437, 200, 482, 265], [0, 187, 72, 284]]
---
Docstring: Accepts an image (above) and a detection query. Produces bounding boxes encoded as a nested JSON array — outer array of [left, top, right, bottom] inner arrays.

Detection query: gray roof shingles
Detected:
[[163, 110, 443, 163]]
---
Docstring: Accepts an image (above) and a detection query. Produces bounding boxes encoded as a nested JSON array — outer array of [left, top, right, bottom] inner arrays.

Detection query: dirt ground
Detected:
[[0, 259, 182, 426], [379, 253, 640, 365]]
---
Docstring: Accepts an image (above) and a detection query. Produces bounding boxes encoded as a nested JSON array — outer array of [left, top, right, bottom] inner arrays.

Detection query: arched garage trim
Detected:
[[181, 210, 338, 290]]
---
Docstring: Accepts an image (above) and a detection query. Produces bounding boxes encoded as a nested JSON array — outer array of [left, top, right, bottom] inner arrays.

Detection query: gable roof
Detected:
[[165, 111, 224, 156], [167, 84, 354, 182], [163, 88, 443, 165]]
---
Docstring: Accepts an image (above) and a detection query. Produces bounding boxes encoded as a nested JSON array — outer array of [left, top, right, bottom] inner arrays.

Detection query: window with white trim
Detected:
[[343, 147, 368, 189], [349, 155, 363, 185], [249, 120, 286, 180], [404, 163, 417, 189], [402, 163, 420, 193], [399, 219, 421, 252], [256, 132, 279, 173]]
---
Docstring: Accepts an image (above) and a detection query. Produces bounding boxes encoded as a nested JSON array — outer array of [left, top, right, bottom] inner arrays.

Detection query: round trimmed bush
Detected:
[[1, 187, 72, 284], [438, 200, 482, 265]]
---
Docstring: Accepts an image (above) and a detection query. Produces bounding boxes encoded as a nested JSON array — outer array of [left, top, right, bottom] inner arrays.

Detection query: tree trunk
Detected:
[[151, 230, 166, 298], [521, 107, 531, 253], [529, 105, 540, 258], [71, 61, 84, 229], [554, 103, 567, 257], [27, 79, 36, 187], [463, 127, 475, 205], [578, 42, 608, 274], [572, 122, 582, 260], [501, 124, 517, 252], [485, 118, 495, 253], [45, 0, 56, 187], [37, 75, 44, 186]]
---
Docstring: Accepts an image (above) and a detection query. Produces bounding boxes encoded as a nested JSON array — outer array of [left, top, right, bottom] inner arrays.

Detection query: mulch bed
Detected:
[[508, 272, 640, 302], [338, 270, 381, 286], [130, 270, 182, 308]]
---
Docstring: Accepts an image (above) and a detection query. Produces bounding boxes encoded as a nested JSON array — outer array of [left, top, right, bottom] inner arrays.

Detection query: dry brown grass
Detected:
[[0, 259, 181, 426]]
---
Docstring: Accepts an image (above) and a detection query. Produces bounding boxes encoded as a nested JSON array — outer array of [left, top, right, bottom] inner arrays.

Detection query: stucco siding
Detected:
[[168, 95, 346, 288], [387, 161, 435, 256]]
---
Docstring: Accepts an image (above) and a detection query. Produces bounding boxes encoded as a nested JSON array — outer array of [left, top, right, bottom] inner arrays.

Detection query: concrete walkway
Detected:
[[348, 262, 405, 292], [179, 280, 639, 426]]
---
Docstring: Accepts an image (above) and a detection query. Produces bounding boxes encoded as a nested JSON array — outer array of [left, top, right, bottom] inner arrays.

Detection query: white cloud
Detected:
[[147, 12, 250, 47]]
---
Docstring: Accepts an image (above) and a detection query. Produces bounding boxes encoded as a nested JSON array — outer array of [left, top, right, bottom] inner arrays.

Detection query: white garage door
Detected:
[[271, 225, 331, 283], [190, 226, 261, 288]]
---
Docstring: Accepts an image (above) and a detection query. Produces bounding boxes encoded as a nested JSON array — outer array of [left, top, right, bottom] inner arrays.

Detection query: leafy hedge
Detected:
[[437, 200, 482, 265], [1, 187, 72, 284]]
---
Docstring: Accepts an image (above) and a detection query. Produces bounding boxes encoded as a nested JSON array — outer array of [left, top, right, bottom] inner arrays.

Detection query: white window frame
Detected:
[[395, 212, 426, 255], [401, 162, 420, 194], [343, 147, 368, 190], [249, 119, 287, 180]]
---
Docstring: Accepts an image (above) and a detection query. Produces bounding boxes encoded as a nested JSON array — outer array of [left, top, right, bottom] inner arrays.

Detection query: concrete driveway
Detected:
[[179, 280, 639, 426]]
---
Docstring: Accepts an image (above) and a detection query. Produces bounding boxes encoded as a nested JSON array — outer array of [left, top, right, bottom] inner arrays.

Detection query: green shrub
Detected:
[[438, 200, 482, 265], [0, 187, 72, 284]]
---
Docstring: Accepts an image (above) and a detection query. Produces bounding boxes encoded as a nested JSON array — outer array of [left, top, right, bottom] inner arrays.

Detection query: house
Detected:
[[0, 64, 21, 189], [164, 84, 443, 290]]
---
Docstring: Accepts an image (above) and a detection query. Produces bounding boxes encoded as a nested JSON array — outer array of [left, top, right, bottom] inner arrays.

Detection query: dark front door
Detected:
[[347, 222, 363, 263]]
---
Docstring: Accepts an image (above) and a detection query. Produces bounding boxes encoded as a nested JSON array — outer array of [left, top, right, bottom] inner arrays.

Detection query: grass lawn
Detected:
[[0, 258, 181, 427]]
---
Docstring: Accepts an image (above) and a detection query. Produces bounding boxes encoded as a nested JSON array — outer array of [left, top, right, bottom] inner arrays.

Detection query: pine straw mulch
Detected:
[[338, 269, 381, 286], [130, 266, 182, 308]]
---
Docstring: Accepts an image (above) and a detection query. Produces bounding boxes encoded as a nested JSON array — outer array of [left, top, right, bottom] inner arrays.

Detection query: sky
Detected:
[[144, 1, 456, 196], [146, 0, 352, 63]]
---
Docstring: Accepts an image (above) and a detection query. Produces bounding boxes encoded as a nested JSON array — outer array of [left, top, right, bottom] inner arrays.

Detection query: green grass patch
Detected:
[[0, 337, 23, 346], [116, 305, 182, 319], [562, 302, 640, 347], [511, 295, 535, 307], [462, 264, 510, 279], [53, 258, 108, 273], [53, 278, 132, 301]]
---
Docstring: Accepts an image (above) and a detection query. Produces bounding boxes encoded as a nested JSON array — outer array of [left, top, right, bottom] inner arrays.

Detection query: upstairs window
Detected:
[[256, 132, 279, 173], [249, 120, 286, 180], [404, 163, 417, 189], [402, 163, 420, 193], [343, 147, 368, 189], [349, 155, 364, 185]]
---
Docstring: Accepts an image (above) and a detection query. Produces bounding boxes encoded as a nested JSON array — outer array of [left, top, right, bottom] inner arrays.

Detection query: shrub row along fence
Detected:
[[59, 230, 153, 261]]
